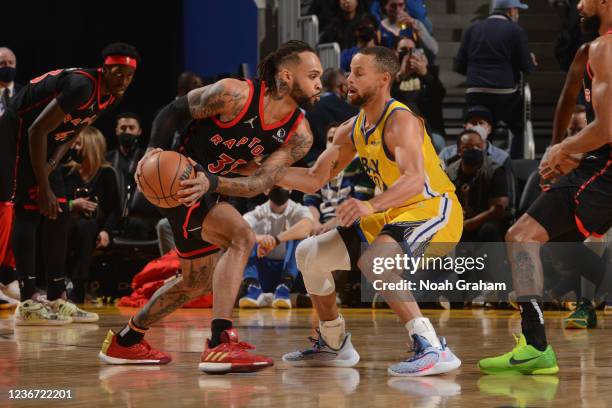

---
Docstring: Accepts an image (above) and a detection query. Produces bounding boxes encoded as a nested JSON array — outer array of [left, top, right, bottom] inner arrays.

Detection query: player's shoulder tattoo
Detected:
[[189, 79, 246, 120]]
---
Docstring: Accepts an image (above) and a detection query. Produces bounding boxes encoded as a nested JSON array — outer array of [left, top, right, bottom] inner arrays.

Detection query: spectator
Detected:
[[307, 0, 340, 31], [453, 0, 536, 158], [319, 0, 369, 50], [379, 0, 438, 58], [439, 105, 510, 168], [239, 187, 314, 309], [177, 71, 203, 98], [446, 129, 510, 242], [391, 36, 446, 145], [0, 47, 21, 117], [369, 0, 433, 33], [305, 68, 359, 163], [566, 104, 588, 138], [0, 46, 21, 308], [304, 124, 375, 235], [341, 24, 378, 73], [106, 112, 145, 193], [63, 127, 121, 303]]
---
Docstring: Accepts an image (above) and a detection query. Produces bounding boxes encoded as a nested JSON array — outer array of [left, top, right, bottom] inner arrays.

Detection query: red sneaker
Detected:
[[98, 330, 172, 365], [199, 328, 273, 374]]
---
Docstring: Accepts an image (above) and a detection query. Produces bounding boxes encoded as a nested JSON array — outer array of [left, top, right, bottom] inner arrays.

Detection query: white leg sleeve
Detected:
[[295, 229, 351, 296]]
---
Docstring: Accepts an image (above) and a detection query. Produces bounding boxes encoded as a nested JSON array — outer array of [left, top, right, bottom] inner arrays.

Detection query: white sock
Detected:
[[405, 317, 442, 349], [319, 314, 346, 349]]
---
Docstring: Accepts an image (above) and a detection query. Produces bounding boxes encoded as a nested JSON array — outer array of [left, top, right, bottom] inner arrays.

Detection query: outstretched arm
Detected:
[[336, 111, 426, 226], [276, 117, 358, 193]]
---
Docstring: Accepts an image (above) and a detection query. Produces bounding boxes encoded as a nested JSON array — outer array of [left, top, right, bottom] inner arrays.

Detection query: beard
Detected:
[[349, 87, 376, 106], [291, 84, 317, 111], [580, 14, 601, 33]]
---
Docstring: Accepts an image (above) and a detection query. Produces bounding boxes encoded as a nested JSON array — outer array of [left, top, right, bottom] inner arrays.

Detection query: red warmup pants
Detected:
[[0, 202, 15, 269]]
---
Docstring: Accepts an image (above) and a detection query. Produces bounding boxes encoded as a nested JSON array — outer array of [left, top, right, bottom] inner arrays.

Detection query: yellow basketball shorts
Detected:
[[337, 193, 463, 265]]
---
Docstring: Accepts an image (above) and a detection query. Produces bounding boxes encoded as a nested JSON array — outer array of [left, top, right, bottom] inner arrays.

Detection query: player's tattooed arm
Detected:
[[277, 117, 357, 193], [213, 119, 314, 197], [187, 78, 248, 120]]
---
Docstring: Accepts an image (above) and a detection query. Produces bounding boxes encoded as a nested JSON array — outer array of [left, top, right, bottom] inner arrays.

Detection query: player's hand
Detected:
[[543, 144, 580, 178], [96, 230, 111, 248], [134, 148, 163, 191], [336, 198, 374, 227], [256, 234, 277, 257], [177, 172, 210, 207], [71, 197, 97, 214], [39, 185, 62, 220]]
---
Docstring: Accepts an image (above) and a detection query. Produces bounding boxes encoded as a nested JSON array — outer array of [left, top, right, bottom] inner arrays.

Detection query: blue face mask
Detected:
[[0, 66, 16, 83]]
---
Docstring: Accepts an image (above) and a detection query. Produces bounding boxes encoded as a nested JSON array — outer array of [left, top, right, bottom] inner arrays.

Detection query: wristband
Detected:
[[68, 199, 73, 210], [194, 163, 219, 193]]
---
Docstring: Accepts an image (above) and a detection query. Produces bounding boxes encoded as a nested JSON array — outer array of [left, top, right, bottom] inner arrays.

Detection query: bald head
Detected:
[[0, 47, 16, 67]]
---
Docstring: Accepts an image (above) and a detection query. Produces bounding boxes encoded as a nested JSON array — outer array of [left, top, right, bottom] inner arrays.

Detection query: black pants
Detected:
[[466, 92, 523, 159], [12, 208, 70, 301], [66, 216, 98, 302]]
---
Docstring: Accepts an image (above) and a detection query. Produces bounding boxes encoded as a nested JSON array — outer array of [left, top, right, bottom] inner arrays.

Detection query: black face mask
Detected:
[[0, 66, 16, 83], [461, 148, 484, 168], [118, 132, 139, 151], [268, 188, 290, 206], [67, 148, 83, 164]]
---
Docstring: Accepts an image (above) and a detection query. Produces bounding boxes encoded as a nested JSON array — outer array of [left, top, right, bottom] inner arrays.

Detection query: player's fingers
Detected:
[[179, 193, 201, 204], [176, 185, 200, 197]]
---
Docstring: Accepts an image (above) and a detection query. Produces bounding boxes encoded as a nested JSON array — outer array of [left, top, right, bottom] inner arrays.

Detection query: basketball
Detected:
[[138, 150, 195, 208]]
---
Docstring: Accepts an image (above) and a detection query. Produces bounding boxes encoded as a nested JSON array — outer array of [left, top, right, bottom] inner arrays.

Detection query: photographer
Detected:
[[63, 127, 121, 303], [391, 36, 446, 147]]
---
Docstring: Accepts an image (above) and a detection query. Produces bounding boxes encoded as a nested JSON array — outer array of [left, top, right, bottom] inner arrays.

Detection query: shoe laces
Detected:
[[306, 329, 327, 351]]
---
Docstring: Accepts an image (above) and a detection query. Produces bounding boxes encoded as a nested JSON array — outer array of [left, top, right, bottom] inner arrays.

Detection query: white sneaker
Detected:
[[14, 300, 72, 325], [387, 335, 461, 377], [282, 330, 360, 367], [49, 298, 99, 323]]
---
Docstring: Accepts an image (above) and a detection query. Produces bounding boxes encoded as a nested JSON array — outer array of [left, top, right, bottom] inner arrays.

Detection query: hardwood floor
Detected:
[[1, 307, 611, 407]]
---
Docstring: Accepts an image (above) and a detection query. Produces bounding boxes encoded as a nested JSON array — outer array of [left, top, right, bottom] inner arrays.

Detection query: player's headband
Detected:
[[104, 55, 138, 69]]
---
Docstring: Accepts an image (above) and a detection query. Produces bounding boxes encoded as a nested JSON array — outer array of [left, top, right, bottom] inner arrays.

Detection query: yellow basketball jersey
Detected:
[[351, 99, 455, 207]]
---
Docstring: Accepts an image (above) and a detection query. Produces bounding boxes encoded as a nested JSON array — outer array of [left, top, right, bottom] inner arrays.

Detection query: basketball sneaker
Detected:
[[478, 333, 559, 375], [48, 298, 99, 323], [282, 329, 360, 367], [239, 284, 265, 308], [387, 335, 461, 376], [563, 298, 597, 329], [98, 330, 172, 364], [272, 284, 291, 309], [199, 328, 273, 374], [14, 299, 72, 325]]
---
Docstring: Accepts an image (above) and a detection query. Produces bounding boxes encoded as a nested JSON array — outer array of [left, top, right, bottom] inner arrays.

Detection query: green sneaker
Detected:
[[563, 298, 597, 329], [478, 334, 559, 375]]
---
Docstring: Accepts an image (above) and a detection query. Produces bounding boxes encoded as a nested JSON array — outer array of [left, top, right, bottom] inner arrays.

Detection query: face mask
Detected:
[[462, 148, 484, 168], [268, 188, 290, 206], [67, 148, 83, 164], [0, 66, 16, 83], [118, 132, 138, 151]]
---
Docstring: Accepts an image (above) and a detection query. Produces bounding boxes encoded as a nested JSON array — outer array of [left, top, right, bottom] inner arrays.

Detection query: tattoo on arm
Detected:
[[189, 81, 245, 120], [215, 129, 313, 197]]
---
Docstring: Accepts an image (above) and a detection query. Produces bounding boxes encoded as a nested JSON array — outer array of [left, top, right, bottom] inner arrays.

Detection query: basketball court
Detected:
[[1, 307, 609, 407]]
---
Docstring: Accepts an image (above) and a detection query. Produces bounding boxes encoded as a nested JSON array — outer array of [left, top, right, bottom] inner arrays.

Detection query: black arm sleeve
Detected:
[[149, 96, 191, 150], [56, 74, 95, 113]]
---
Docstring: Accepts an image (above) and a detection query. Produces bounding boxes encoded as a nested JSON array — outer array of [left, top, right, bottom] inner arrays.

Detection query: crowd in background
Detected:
[[0, 0, 605, 311]]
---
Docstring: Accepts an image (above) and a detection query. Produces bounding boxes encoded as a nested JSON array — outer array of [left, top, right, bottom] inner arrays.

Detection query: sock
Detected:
[[210, 318, 233, 348], [117, 318, 148, 347], [518, 295, 548, 351], [405, 317, 442, 349], [319, 314, 345, 349]]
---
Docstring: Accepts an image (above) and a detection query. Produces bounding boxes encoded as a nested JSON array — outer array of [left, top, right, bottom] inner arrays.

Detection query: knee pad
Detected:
[[296, 230, 351, 296]]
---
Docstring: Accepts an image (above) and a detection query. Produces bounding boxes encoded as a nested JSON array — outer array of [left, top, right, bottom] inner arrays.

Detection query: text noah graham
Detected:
[[372, 279, 507, 292]]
